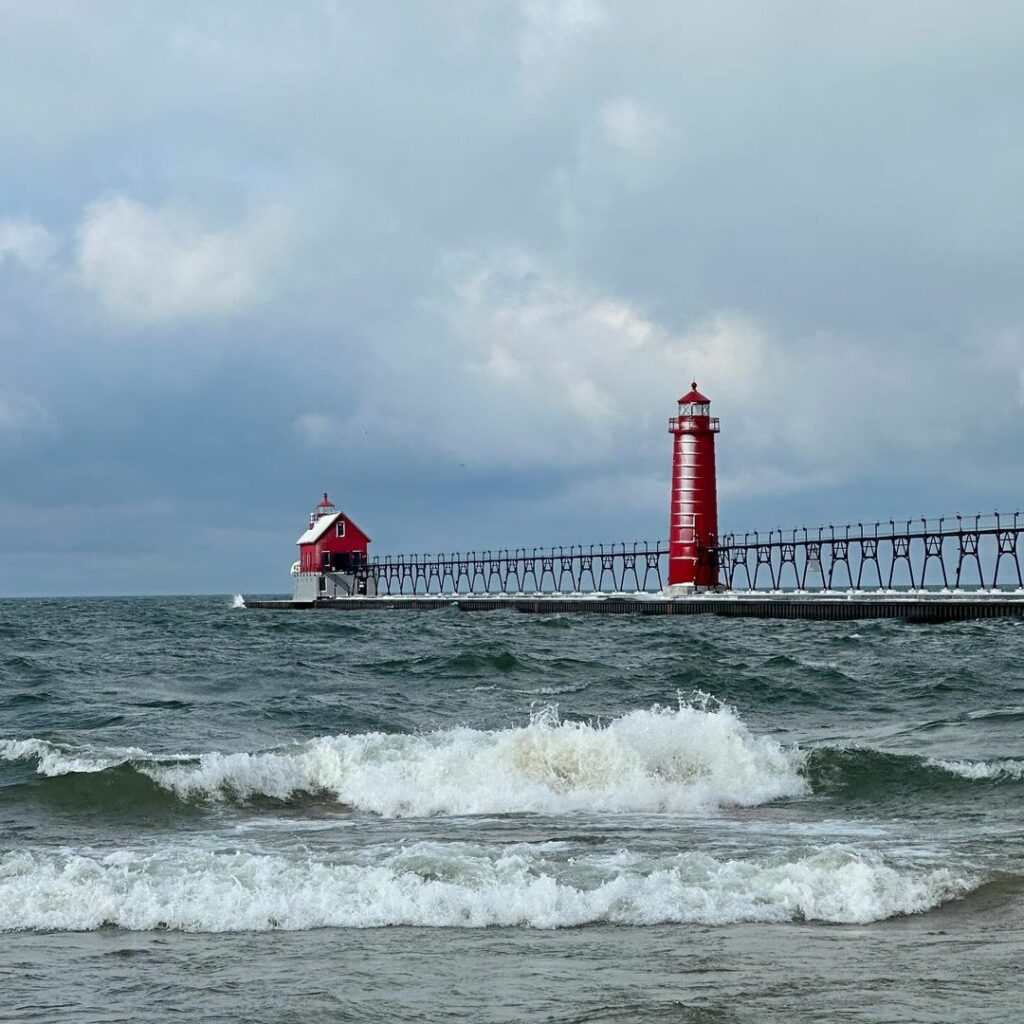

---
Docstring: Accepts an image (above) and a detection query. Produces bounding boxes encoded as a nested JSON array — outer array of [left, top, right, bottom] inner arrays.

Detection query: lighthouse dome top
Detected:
[[678, 382, 710, 405]]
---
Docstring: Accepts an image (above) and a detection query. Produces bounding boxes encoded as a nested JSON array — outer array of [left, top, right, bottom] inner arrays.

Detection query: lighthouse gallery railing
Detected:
[[363, 511, 1022, 595]]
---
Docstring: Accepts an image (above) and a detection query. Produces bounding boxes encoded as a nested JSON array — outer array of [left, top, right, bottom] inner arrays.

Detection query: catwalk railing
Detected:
[[365, 541, 669, 596], [713, 512, 1023, 592], [363, 512, 1023, 596]]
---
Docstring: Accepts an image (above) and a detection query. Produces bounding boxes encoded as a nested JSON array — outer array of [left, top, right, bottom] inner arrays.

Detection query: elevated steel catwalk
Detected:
[[248, 511, 1024, 620], [355, 512, 1022, 597]]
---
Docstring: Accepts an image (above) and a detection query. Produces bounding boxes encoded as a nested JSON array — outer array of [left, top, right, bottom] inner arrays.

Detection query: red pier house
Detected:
[[293, 493, 373, 598], [668, 383, 720, 590]]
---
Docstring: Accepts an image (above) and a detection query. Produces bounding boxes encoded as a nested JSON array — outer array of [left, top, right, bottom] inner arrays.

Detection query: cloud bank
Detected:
[[76, 198, 290, 325], [0, 1, 1021, 593]]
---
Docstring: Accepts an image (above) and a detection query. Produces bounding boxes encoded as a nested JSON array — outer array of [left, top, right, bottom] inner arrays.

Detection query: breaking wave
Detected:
[[0, 842, 979, 932], [803, 747, 1024, 798], [0, 738, 160, 777], [924, 758, 1024, 781], [102, 701, 809, 815], [7, 703, 1024, 818]]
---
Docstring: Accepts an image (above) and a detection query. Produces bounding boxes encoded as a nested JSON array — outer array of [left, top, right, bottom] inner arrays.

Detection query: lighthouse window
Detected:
[[336, 520, 346, 538]]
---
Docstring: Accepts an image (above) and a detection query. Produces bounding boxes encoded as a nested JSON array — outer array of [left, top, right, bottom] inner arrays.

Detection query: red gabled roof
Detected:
[[679, 381, 710, 404], [296, 510, 372, 545]]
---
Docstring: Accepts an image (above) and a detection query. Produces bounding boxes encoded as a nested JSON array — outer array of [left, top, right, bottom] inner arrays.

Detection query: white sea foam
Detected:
[[925, 757, 1024, 781], [143, 702, 810, 815], [0, 738, 185, 777], [519, 683, 590, 696], [0, 842, 977, 932], [231, 594, 246, 609], [0, 738, 135, 777]]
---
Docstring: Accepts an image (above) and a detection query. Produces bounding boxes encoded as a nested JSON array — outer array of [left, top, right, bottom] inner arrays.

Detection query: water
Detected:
[[1, 597, 1023, 1022]]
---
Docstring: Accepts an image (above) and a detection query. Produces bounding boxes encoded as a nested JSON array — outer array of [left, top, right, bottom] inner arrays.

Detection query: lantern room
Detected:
[[296, 492, 371, 573], [673, 382, 719, 426]]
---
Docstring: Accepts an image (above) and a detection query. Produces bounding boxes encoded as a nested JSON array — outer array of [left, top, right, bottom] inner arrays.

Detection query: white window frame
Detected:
[[336, 519, 346, 538]]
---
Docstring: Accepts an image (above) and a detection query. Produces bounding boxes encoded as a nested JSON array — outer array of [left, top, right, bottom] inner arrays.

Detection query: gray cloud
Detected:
[[0, 218, 56, 271], [76, 197, 292, 325], [0, 0, 1022, 594]]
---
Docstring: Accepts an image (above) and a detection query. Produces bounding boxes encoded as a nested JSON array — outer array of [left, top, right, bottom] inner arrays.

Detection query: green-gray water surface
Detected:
[[1, 597, 1023, 1022]]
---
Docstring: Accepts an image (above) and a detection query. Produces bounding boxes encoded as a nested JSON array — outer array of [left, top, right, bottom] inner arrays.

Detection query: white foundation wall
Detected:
[[292, 572, 376, 601]]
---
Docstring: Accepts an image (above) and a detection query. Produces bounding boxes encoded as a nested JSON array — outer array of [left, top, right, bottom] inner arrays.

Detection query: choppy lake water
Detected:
[[2, 597, 1023, 1022]]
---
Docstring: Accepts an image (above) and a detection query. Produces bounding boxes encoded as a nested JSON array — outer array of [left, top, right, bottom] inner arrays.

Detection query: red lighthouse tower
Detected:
[[668, 382, 720, 589]]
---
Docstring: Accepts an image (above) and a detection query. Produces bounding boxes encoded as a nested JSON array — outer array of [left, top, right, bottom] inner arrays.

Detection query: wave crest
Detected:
[[804, 746, 1024, 798], [1, 703, 806, 816], [0, 842, 978, 932], [0, 738, 153, 777], [142, 701, 808, 815], [7, 718, 1024, 817], [924, 757, 1024, 781]]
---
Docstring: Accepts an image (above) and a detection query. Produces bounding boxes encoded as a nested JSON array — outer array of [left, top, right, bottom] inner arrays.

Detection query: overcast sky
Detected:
[[1, 1, 1022, 595]]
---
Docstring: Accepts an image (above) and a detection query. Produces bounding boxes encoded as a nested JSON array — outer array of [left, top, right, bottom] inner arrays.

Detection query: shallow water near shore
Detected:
[[1, 597, 1022, 1021]]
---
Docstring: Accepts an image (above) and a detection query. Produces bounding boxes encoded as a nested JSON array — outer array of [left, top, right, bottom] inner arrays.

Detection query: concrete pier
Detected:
[[244, 590, 1024, 622]]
